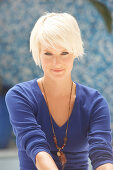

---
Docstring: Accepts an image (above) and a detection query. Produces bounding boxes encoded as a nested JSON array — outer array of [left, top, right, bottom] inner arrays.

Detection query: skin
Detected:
[[36, 44, 113, 170], [38, 44, 76, 128], [39, 44, 75, 97], [96, 163, 113, 170]]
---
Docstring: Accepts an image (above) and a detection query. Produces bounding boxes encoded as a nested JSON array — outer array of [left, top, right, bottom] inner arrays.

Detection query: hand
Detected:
[[96, 163, 113, 170], [36, 151, 58, 170]]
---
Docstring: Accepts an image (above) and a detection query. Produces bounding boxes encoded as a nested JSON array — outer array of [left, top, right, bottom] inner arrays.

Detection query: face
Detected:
[[40, 44, 75, 80]]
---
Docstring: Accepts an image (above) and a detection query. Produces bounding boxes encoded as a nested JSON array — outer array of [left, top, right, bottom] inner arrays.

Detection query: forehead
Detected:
[[41, 44, 67, 52]]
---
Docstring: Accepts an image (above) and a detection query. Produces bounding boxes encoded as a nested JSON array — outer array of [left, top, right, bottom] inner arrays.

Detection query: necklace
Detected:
[[41, 80, 73, 170]]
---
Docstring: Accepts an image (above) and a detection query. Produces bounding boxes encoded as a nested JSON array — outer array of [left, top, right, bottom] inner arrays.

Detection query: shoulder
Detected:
[[76, 82, 100, 99], [6, 78, 37, 94], [5, 78, 39, 104], [76, 82, 109, 112]]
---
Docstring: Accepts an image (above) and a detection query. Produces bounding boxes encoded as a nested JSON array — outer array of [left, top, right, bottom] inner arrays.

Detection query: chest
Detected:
[[37, 98, 89, 152], [44, 95, 76, 127]]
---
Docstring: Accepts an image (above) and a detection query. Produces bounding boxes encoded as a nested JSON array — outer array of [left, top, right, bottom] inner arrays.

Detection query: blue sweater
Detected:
[[5, 78, 113, 170]]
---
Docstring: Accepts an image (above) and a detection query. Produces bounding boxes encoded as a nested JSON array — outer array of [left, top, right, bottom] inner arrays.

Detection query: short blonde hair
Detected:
[[30, 12, 84, 68]]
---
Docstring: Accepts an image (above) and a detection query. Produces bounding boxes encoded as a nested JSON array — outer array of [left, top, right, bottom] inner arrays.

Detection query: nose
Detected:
[[53, 55, 60, 65]]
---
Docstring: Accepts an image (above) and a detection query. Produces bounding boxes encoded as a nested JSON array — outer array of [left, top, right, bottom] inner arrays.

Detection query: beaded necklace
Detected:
[[41, 80, 73, 170]]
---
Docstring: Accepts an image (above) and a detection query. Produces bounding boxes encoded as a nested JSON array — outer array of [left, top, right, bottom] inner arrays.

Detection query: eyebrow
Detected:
[[43, 49, 68, 53]]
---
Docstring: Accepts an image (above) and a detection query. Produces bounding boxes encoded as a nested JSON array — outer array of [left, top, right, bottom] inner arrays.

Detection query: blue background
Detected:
[[0, 0, 113, 138]]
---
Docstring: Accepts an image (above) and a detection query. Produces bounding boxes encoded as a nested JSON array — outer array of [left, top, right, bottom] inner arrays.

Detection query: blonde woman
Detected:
[[5, 12, 113, 170]]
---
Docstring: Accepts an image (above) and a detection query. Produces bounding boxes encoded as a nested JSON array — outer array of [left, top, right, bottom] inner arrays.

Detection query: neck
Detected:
[[42, 76, 73, 97]]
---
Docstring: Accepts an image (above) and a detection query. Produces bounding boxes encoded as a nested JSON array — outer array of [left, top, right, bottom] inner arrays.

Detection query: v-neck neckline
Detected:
[[35, 78, 78, 128]]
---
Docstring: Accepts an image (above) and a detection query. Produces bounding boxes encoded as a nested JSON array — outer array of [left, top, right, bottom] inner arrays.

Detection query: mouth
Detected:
[[51, 69, 64, 72]]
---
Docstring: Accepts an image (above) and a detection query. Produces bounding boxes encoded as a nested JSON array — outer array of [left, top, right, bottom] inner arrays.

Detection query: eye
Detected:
[[61, 52, 69, 55], [44, 52, 52, 55]]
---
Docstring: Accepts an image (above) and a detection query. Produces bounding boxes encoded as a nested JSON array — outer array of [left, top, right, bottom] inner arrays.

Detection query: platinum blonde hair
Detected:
[[30, 12, 84, 68]]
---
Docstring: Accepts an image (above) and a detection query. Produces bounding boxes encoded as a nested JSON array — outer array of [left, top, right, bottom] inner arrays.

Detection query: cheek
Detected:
[[64, 57, 74, 67], [40, 57, 51, 71]]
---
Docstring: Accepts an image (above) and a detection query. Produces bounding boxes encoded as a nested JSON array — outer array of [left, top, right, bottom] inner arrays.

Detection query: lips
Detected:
[[51, 69, 64, 72]]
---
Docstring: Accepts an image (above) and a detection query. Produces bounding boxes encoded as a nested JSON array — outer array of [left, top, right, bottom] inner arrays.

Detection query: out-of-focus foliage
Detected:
[[88, 0, 112, 33]]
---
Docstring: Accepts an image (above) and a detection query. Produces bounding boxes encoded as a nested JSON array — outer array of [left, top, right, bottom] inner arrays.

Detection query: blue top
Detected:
[[5, 78, 113, 170]]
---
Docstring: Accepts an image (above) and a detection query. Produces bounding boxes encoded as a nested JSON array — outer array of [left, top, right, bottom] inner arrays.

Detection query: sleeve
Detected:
[[88, 91, 113, 170], [5, 85, 52, 166]]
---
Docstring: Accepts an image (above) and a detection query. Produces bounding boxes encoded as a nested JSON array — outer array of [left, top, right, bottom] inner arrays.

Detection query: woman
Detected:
[[5, 12, 113, 170]]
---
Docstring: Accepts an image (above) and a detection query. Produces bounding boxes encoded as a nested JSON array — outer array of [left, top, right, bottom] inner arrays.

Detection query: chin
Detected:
[[50, 71, 69, 80]]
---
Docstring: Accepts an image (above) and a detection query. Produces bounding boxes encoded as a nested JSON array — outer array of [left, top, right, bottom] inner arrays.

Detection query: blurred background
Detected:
[[0, 0, 113, 169]]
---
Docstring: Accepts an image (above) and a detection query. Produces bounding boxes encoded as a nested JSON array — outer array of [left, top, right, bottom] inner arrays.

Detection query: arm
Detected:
[[5, 85, 58, 169], [88, 91, 113, 170], [96, 163, 113, 170], [36, 151, 58, 170]]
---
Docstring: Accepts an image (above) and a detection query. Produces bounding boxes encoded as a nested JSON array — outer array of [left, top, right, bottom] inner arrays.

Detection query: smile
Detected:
[[51, 69, 64, 72]]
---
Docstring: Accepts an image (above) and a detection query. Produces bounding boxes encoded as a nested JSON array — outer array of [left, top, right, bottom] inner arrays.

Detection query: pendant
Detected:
[[57, 151, 61, 156], [57, 151, 67, 170]]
